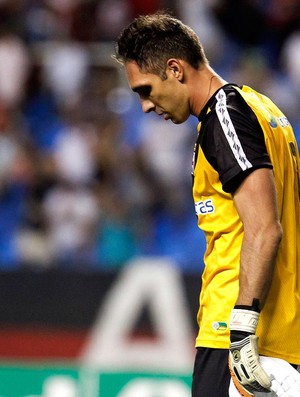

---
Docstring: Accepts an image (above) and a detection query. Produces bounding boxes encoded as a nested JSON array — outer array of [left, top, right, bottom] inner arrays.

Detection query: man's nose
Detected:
[[141, 98, 155, 113]]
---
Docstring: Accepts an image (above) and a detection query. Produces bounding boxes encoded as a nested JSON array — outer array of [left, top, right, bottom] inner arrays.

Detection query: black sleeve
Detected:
[[201, 92, 273, 193]]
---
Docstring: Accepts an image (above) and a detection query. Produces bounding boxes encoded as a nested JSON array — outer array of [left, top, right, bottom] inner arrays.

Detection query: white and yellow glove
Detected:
[[229, 303, 272, 397]]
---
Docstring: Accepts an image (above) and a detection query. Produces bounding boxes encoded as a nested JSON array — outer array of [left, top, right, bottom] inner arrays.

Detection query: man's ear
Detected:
[[166, 59, 184, 81]]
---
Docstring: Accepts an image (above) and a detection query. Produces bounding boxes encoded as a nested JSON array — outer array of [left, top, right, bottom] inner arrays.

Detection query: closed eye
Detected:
[[133, 85, 151, 98]]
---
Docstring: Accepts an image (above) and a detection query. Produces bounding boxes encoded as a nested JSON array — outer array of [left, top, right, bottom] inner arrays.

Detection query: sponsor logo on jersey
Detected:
[[278, 116, 290, 127], [269, 115, 290, 128], [195, 199, 215, 215], [212, 321, 228, 331], [269, 116, 277, 128]]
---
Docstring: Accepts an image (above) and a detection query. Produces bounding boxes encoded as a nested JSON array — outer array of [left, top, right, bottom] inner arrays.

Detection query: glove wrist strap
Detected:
[[230, 308, 260, 334]]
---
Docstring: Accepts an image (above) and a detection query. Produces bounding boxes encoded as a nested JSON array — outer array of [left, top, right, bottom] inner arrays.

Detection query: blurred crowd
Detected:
[[0, 0, 299, 272]]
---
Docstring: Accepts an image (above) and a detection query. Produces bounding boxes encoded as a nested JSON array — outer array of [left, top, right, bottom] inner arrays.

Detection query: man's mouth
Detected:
[[159, 112, 169, 120], [157, 110, 170, 121]]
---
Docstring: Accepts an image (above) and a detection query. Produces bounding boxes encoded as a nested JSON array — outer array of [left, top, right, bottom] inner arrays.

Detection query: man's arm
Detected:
[[228, 167, 283, 396], [233, 167, 282, 308]]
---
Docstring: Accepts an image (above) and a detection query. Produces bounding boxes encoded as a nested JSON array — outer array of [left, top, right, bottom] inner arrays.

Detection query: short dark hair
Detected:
[[115, 12, 208, 79]]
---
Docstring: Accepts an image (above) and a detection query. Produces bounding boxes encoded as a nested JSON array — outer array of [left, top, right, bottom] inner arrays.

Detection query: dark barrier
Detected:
[[0, 264, 202, 359]]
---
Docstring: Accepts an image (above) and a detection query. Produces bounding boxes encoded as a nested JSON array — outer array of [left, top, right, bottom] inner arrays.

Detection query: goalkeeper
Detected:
[[115, 12, 300, 397]]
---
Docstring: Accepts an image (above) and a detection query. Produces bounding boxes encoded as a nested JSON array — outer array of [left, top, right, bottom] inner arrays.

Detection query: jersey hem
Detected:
[[259, 347, 300, 366], [195, 340, 300, 366], [195, 338, 229, 349]]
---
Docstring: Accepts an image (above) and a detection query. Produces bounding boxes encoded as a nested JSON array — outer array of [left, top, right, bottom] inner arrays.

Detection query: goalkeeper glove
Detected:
[[229, 301, 272, 397]]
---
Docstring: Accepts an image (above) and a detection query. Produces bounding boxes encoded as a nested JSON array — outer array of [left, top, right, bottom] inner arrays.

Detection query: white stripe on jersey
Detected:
[[215, 89, 252, 171]]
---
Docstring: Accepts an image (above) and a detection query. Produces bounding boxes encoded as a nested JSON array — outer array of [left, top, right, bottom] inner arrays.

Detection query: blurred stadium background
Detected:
[[0, 0, 299, 396]]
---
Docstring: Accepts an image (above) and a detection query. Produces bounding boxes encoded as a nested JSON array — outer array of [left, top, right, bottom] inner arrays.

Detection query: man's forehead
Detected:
[[125, 61, 142, 78], [125, 61, 159, 90], [125, 61, 151, 78]]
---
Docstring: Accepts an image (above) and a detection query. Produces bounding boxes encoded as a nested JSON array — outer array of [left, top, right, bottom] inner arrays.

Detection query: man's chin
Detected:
[[171, 116, 188, 124], [162, 113, 187, 124]]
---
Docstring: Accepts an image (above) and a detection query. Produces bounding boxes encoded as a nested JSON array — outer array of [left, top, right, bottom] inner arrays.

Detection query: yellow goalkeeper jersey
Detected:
[[193, 84, 300, 364]]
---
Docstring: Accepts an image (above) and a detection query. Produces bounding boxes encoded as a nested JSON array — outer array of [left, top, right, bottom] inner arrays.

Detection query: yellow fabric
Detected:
[[193, 85, 300, 364]]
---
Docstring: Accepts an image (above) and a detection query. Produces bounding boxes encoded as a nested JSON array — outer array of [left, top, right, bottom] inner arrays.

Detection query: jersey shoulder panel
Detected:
[[197, 85, 272, 193]]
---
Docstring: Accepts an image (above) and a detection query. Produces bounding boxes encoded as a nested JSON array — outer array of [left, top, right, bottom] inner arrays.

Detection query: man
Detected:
[[114, 12, 300, 397]]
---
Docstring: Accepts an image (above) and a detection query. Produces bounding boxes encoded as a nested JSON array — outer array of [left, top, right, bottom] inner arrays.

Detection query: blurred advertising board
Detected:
[[0, 258, 201, 396], [0, 363, 191, 397]]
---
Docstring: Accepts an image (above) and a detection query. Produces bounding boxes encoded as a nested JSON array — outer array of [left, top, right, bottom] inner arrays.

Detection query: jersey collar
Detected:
[[198, 83, 240, 121]]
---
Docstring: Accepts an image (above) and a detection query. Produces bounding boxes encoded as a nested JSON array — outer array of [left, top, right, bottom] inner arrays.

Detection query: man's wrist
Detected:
[[235, 298, 261, 312], [230, 299, 261, 342]]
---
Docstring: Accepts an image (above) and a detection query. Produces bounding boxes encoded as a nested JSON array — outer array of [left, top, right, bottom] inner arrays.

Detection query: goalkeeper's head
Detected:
[[114, 11, 209, 80]]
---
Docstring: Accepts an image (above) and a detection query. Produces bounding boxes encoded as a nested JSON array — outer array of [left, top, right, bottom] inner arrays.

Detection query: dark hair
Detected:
[[115, 12, 208, 79]]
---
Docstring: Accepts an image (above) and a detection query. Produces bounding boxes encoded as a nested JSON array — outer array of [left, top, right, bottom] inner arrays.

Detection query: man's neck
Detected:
[[189, 65, 227, 116]]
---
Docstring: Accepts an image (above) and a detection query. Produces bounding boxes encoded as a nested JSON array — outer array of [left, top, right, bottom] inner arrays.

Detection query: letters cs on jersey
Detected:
[[195, 199, 215, 216]]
